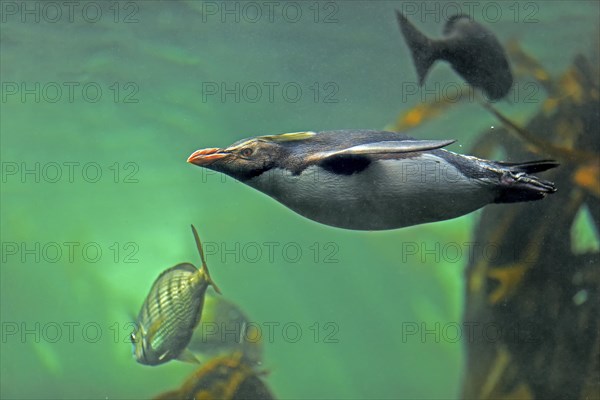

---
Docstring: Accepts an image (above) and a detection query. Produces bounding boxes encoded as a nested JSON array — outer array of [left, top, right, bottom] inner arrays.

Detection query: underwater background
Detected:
[[1, 1, 598, 399]]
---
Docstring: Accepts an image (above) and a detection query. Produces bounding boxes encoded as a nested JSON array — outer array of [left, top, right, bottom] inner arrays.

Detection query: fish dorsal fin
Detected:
[[314, 139, 455, 160], [190, 225, 222, 295]]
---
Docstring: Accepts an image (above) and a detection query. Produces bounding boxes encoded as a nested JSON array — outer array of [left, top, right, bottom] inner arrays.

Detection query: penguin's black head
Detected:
[[187, 133, 309, 181]]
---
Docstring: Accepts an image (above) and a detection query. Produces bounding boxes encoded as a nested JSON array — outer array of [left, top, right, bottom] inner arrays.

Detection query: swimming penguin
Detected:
[[187, 130, 558, 231], [396, 11, 513, 100]]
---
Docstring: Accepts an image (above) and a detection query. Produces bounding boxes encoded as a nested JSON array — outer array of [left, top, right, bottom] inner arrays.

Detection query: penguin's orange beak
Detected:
[[187, 148, 230, 166]]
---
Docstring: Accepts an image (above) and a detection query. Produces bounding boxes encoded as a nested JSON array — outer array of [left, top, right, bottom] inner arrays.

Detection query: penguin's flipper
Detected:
[[321, 139, 456, 158], [313, 139, 456, 176]]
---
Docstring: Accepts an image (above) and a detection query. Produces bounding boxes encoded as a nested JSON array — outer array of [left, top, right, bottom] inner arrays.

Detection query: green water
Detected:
[[1, 1, 598, 399]]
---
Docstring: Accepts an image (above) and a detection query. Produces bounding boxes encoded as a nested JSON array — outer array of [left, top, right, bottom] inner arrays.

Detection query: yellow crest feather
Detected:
[[259, 131, 316, 142]]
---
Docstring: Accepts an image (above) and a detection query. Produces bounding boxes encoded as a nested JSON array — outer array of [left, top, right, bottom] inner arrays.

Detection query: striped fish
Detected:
[[131, 225, 221, 366]]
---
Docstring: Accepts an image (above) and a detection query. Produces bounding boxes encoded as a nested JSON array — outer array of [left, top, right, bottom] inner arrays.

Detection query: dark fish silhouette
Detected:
[[396, 11, 513, 100], [187, 292, 263, 367]]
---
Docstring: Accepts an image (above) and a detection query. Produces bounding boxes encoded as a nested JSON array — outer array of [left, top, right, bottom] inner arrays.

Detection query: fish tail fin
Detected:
[[191, 224, 222, 295], [395, 10, 439, 85], [493, 160, 559, 203]]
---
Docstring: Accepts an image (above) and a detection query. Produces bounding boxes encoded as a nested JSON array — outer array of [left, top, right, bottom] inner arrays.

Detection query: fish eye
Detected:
[[240, 148, 254, 157]]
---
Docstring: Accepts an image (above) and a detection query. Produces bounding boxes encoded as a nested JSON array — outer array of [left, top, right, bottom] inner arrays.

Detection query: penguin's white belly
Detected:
[[248, 155, 495, 230]]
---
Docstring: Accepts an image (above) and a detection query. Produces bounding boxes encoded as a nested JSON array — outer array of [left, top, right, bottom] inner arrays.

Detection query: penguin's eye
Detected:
[[240, 148, 254, 157]]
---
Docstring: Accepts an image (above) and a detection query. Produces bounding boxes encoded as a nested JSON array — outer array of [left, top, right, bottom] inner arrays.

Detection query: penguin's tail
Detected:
[[395, 10, 440, 86], [494, 160, 559, 203]]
